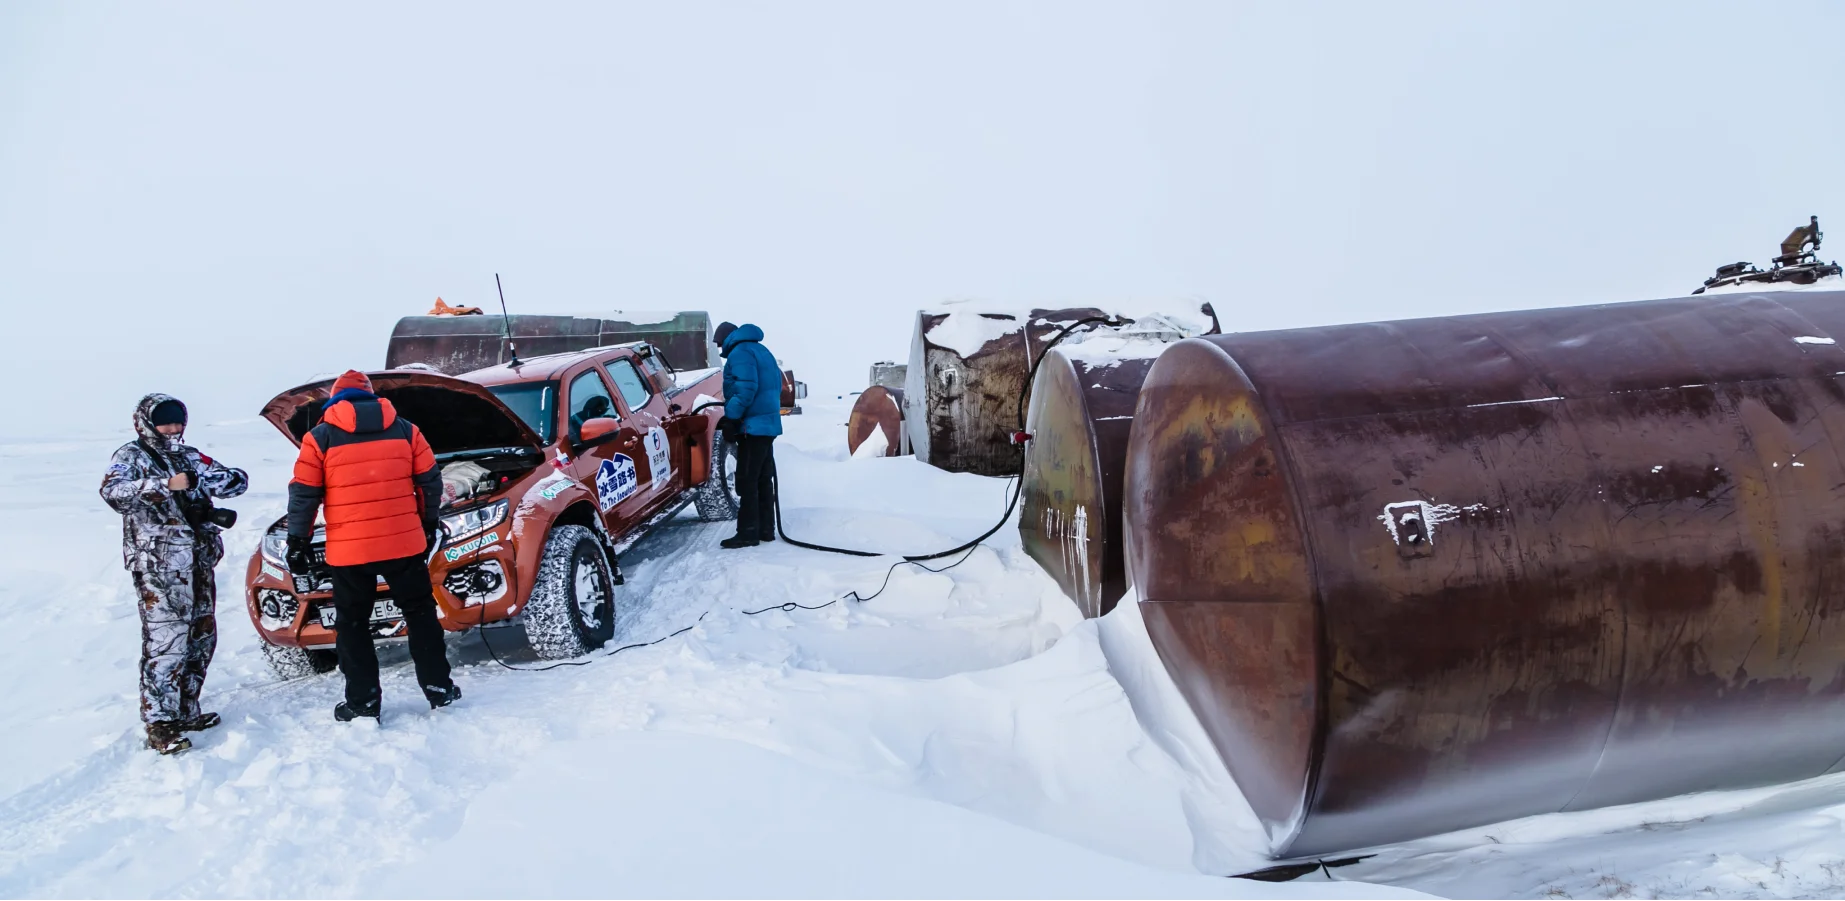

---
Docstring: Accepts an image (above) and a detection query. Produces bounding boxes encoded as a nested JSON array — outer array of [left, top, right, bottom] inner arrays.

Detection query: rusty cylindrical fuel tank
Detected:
[[847, 386, 907, 458], [904, 306, 1108, 477], [1018, 341, 1172, 618], [386, 312, 714, 375], [1125, 291, 1845, 857]]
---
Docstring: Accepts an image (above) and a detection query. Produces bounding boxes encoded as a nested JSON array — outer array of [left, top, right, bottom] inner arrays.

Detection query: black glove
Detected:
[[285, 535, 314, 574], [423, 521, 441, 555], [717, 417, 742, 442]]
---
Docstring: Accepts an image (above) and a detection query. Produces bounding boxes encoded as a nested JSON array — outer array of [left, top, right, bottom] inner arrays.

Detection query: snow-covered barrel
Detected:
[[1019, 332, 1183, 618], [847, 386, 906, 458], [903, 306, 1107, 476], [1124, 290, 1845, 856]]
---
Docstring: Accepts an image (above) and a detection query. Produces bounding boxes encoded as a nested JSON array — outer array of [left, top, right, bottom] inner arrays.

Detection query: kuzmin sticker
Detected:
[[644, 426, 672, 488], [444, 530, 500, 563], [596, 455, 639, 511]]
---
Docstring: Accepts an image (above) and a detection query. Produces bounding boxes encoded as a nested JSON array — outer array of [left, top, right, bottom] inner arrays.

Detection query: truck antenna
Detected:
[[495, 273, 522, 368]]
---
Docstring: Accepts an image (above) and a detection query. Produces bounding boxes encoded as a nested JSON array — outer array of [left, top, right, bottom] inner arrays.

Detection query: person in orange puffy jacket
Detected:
[[285, 370, 460, 722]]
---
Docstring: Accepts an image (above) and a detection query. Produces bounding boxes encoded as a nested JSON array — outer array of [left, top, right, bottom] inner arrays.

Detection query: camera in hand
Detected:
[[176, 491, 237, 531]]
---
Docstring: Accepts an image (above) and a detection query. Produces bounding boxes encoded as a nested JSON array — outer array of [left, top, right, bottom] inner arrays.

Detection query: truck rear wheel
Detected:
[[693, 430, 741, 522], [523, 525, 616, 659], [261, 643, 337, 680]]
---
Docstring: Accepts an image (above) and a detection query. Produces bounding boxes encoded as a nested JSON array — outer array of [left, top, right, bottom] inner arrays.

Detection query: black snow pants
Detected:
[[133, 565, 218, 725], [735, 434, 778, 541], [329, 554, 453, 709]]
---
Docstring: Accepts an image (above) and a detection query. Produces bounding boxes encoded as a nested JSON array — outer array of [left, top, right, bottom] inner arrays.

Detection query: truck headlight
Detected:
[[262, 524, 326, 568], [440, 500, 509, 545]]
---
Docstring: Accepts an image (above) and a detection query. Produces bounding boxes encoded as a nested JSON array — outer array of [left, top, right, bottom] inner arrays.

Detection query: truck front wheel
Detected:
[[523, 525, 616, 659]]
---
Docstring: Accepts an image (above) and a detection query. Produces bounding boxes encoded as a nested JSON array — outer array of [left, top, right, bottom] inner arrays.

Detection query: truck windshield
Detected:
[[487, 382, 557, 445]]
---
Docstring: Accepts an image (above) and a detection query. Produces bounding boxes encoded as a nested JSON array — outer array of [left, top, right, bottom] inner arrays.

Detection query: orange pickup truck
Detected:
[[246, 343, 738, 678]]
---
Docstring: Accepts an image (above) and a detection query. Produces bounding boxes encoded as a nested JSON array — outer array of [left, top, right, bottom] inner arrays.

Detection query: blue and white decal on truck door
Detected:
[[596, 455, 639, 511]]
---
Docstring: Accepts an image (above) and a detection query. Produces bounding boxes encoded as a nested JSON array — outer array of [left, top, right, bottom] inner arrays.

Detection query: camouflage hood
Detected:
[[133, 393, 187, 454]]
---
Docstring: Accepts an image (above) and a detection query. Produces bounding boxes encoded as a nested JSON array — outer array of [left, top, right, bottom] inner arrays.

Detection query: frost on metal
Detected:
[[1377, 501, 1488, 546]]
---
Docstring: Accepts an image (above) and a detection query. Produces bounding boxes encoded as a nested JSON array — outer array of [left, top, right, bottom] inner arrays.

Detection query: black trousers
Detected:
[[330, 554, 453, 708], [735, 434, 777, 540]]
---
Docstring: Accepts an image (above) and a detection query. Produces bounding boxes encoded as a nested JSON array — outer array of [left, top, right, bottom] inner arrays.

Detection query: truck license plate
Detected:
[[319, 599, 403, 628]]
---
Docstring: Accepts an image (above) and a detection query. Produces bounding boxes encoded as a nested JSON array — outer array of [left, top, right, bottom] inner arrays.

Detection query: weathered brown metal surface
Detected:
[[903, 307, 1107, 476], [385, 312, 713, 375], [1124, 290, 1845, 857], [1019, 348, 1158, 618], [847, 386, 906, 457]]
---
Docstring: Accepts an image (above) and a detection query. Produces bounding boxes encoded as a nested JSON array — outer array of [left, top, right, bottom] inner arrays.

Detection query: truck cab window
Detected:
[[608, 360, 653, 413]]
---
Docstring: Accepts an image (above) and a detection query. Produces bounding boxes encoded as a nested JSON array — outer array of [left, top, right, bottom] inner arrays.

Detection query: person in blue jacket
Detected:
[[714, 321, 784, 548]]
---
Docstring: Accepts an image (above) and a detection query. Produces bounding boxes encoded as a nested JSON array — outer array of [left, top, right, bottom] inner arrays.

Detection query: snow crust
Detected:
[[922, 306, 1026, 357]]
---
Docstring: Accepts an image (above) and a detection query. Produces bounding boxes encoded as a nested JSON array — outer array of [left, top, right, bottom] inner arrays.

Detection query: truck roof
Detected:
[[454, 343, 646, 386]]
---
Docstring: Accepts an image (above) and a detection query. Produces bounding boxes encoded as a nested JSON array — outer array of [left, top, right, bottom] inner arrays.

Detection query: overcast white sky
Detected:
[[3, 1, 1841, 441]]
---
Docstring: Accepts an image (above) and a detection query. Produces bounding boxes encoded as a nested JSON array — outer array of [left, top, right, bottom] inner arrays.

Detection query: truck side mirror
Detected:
[[579, 417, 621, 446]]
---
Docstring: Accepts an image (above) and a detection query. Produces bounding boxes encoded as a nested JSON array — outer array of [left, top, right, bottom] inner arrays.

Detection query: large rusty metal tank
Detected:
[[904, 306, 1106, 476], [386, 312, 714, 375], [1019, 339, 1176, 618], [847, 386, 907, 458], [1124, 290, 1845, 857]]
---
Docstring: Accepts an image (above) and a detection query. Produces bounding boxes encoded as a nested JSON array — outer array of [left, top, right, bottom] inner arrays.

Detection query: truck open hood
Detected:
[[260, 370, 544, 454]]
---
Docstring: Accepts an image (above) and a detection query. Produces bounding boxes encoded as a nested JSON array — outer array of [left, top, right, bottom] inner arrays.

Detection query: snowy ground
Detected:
[[1, 399, 1842, 898]]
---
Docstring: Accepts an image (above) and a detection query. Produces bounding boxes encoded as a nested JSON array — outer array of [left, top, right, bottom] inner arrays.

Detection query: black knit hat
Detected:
[[149, 399, 188, 427], [713, 321, 738, 348]]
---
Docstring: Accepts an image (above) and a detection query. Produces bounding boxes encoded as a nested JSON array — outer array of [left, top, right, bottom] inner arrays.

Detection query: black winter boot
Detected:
[[334, 700, 381, 722], [178, 712, 221, 732], [424, 683, 462, 710], [146, 722, 191, 755], [720, 535, 759, 549]]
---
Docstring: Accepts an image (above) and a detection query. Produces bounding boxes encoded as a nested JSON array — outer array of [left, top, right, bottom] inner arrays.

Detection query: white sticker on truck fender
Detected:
[[596, 456, 639, 511], [644, 426, 673, 489]]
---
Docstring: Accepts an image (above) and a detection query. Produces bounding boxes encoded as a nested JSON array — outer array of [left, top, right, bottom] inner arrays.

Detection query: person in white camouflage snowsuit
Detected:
[[99, 394, 248, 755]]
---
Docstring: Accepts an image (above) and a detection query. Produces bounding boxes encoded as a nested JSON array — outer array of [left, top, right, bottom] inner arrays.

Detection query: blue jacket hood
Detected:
[[721, 323, 765, 357]]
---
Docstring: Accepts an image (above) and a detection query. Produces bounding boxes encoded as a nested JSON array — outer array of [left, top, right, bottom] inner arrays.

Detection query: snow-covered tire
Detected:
[[261, 642, 337, 680], [522, 525, 616, 659], [692, 429, 741, 522]]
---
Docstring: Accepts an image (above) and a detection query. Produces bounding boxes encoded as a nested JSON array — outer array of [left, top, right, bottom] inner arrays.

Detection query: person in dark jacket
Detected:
[[100, 394, 249, 754], [286, 370, 460, 721], [714, 322, 783, 549]]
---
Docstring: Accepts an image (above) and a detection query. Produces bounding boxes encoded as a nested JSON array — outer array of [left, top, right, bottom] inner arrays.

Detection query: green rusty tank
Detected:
[[386, 311, 714, 375], [1019, 338, 1177, 618]]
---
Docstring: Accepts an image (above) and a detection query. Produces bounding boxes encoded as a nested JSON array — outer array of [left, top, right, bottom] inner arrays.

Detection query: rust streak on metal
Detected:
[[1019, 349, 1155, 617]]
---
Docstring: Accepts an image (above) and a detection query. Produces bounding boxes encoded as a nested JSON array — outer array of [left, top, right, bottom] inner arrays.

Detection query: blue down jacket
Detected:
[[721, 324, 784, 437]]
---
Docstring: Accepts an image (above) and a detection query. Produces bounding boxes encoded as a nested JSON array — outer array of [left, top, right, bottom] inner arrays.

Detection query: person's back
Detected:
[[286, 370, 459, 721], [293, 381, 433, 566], [715, 322, 782, 547]]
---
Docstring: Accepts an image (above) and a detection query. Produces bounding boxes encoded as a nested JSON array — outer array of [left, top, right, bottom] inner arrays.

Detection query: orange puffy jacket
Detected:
[[286, 394, 442, 566]]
